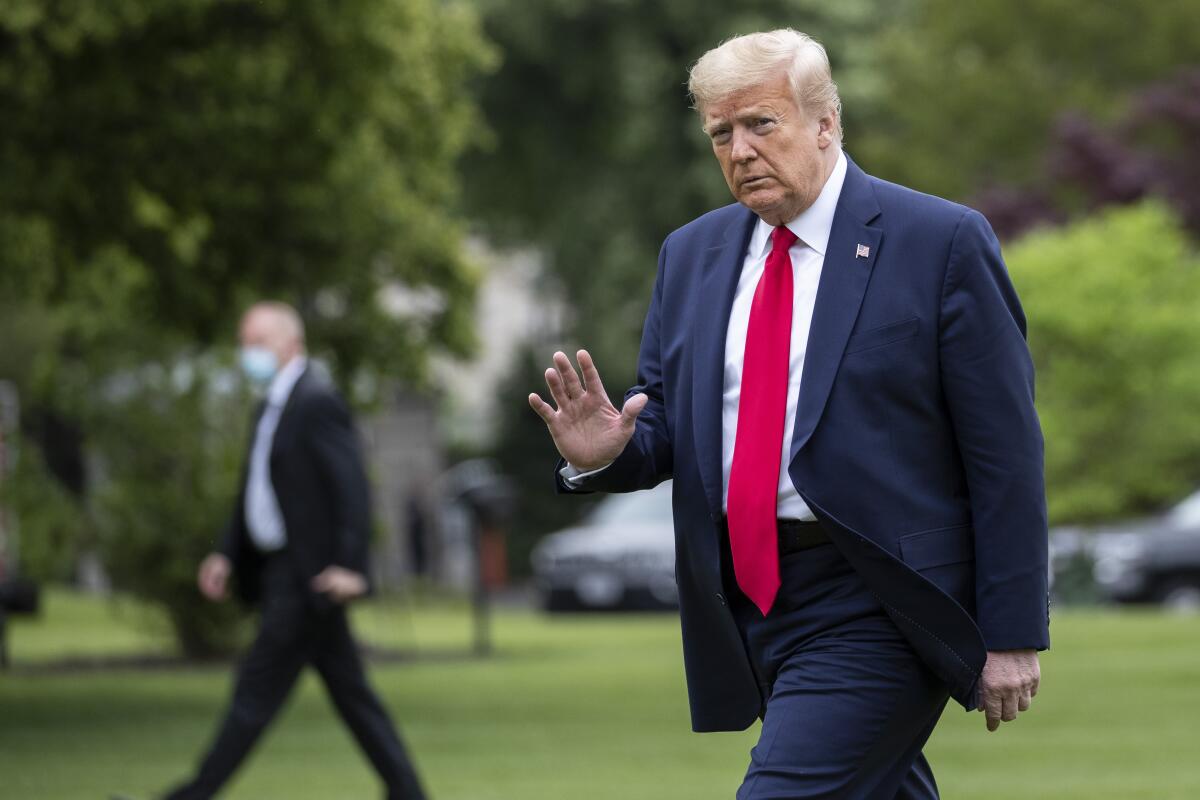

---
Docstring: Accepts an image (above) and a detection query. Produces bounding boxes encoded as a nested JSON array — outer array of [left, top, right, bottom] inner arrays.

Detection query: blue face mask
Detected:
[[239, 347, 278, 385]]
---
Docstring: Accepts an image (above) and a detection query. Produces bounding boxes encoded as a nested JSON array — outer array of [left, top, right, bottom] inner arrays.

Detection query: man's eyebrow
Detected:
[[703, 107, 778, 133], [736, 107, 775, 122]]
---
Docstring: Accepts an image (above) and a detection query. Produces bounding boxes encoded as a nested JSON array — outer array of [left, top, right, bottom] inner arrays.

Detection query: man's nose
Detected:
[[730, 128, 756, 163]]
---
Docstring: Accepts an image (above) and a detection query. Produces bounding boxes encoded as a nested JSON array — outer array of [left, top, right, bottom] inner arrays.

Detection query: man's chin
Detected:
[[740, 194, 784, 220]]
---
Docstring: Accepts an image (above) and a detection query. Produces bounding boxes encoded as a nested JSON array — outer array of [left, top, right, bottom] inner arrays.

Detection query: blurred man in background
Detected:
[[159, 302, 425, 800], [530, 29, 1048, 799]]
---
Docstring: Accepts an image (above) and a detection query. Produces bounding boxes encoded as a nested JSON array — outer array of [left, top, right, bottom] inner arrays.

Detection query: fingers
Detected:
[[312, 573, 345, 602], [528, 393, 556, 424], [984, 693, 1002, 732], [311, 568, 332, 592], [542, 350, 603, 412], [544, 367, 571, 410], [577, 350, 608, 397], [984, 685, 1034, 731], [199, 571, 226, 602], [553, 351, 585, 400], [621, 393, 648, 427], [311, 569, 365, 603], [198, 556, 229, 600], [1001, 693, 1019, 723]]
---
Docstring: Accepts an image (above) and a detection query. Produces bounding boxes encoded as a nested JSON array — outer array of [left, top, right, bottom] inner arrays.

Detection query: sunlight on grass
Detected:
[[2, 590, 1199, 799]]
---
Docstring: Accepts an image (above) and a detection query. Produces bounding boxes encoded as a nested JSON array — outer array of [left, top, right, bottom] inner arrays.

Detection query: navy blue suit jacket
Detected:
[[558, 156, 1050, 732]]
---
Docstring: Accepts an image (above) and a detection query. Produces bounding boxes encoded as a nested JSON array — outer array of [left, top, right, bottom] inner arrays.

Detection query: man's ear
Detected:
[[817, 112, 838, 149]]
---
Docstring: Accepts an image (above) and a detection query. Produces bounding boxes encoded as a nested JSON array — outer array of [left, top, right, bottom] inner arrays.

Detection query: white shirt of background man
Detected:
[[244, 355, 308, 551]]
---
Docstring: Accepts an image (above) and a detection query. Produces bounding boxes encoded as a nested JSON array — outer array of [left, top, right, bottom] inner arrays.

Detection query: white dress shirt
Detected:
[[244, 355, 308, 551], [564, 151, 848, 521], [721, 150, 847, 520]]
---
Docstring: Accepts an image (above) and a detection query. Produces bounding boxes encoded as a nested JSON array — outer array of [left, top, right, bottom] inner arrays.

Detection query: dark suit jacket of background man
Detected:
[[559, 155, 1050, 732], [220, 367, 372, 604]]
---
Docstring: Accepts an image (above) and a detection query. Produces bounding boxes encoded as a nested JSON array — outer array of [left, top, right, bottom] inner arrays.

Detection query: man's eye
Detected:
[[710, 130, 730, 143], [754, 118, 775, 130]]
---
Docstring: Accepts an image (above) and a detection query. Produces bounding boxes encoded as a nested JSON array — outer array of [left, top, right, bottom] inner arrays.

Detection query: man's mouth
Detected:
[[740, 176, 771, 188]]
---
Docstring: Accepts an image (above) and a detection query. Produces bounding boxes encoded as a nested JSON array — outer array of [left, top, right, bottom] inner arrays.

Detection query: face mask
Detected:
[[239, 347, 278, 385]]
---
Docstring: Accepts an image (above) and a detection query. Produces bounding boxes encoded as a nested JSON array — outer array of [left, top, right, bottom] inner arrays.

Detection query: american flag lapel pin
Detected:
[[855, 243, 870, 259]]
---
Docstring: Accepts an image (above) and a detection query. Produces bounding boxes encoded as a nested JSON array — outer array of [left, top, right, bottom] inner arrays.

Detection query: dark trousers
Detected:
[[728, 540, 949, 800], [165, 556, 425, 800]]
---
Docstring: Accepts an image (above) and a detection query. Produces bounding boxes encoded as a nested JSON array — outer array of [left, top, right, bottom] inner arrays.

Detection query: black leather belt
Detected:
[[777, 519, 829, 555], [718, 517, 830, 555]]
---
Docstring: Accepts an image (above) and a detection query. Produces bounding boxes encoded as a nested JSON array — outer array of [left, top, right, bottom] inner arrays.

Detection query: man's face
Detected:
[[703, 72, 837, 225], [238, 308, 294, 365]]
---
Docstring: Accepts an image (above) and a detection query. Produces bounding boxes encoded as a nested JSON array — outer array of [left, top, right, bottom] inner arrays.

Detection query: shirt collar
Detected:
[[267, 355, 307, 407], [748, 149, 848, 259]]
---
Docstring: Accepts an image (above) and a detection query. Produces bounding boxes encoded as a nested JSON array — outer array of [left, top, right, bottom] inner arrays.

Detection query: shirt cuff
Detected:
[[559, 461, 614, 487]]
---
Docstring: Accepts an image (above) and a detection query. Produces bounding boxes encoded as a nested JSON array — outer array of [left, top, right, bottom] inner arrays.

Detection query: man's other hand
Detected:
[[198, 553, 232, 602], [528, 349, 647, 471], [978, 649, 1040, 732], [311, 566, 368, 604]]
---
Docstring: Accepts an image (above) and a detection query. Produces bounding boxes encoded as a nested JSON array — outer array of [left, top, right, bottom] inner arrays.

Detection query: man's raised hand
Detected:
[[528, 350, 647, 471]]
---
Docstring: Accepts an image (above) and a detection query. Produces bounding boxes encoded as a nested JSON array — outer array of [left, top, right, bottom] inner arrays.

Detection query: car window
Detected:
[[1168, 489, 1200, 528], [586, 482, 674, 525]]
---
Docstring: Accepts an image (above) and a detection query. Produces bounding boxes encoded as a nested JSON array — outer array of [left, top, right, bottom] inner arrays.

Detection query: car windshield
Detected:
[[586, 481, 675, 525], [1168, 489, 1200, 528]]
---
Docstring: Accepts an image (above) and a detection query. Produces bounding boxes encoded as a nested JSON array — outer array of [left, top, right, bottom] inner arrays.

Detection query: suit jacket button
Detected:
[[716, 593, 727, 606]]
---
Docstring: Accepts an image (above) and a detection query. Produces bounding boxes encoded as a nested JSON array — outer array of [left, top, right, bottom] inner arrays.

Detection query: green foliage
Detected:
[[1006, 202, 1200, 523], [0, 446, 84, 583], [0, 0, 494, 386], [466, 0, 900, 387], [489, 345, 599, 575], [856, 0, 1200, 202], [0, 0, 494, 653], [90, 360, 253, 657]]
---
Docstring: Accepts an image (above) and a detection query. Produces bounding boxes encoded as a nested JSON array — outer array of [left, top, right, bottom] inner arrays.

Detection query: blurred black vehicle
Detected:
[[1053, 490, 1200, 611], [532, 481, 677, 612]]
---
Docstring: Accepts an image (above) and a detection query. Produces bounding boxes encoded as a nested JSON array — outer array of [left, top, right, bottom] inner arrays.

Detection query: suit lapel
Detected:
[[692, 206, 757, 515], [268, 366, 309, 457], [789, 157, 882, 459]]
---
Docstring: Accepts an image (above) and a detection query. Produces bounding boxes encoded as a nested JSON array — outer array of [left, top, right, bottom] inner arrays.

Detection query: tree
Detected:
[[855, 0, 1200, 204], [488, 345, 600, 576], [1005, 201, 1200, 524], [0, 0, 493, 654], [1, 0, 492, 384], [464, 0, 903, 388], [975, 69, 1200, 240], [92, 363, 253, 656]]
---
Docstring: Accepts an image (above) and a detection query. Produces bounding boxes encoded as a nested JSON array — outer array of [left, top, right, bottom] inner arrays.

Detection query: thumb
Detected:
[[620, 393, 648, 427]]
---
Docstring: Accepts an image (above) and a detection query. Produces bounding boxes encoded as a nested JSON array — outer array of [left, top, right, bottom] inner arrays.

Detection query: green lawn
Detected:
[[2, 590, 1199, 799]]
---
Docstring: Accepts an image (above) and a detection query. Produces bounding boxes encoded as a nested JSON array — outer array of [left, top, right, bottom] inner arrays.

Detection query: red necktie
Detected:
[[727, 225, 797, 615]]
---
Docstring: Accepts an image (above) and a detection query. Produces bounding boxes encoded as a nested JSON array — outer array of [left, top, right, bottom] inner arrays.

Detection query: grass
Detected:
[[1, 590, 1199, 799]]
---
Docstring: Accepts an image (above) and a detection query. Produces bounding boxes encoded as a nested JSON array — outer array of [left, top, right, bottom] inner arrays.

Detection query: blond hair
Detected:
[[688, 29, 843, 141]]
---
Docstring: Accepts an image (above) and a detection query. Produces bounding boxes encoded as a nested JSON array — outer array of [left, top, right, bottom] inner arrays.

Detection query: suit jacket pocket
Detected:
[[899, 524, 974, 570], [844, 317, 920, 355]]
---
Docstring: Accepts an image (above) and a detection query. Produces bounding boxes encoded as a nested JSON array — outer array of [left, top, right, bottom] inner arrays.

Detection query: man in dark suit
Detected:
[[161, 302, 426, 800], [529, 29, 1048, 799]]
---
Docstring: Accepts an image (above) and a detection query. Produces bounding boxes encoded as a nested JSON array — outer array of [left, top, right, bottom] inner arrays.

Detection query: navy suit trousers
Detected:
[[728, 540, 949, 800]]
